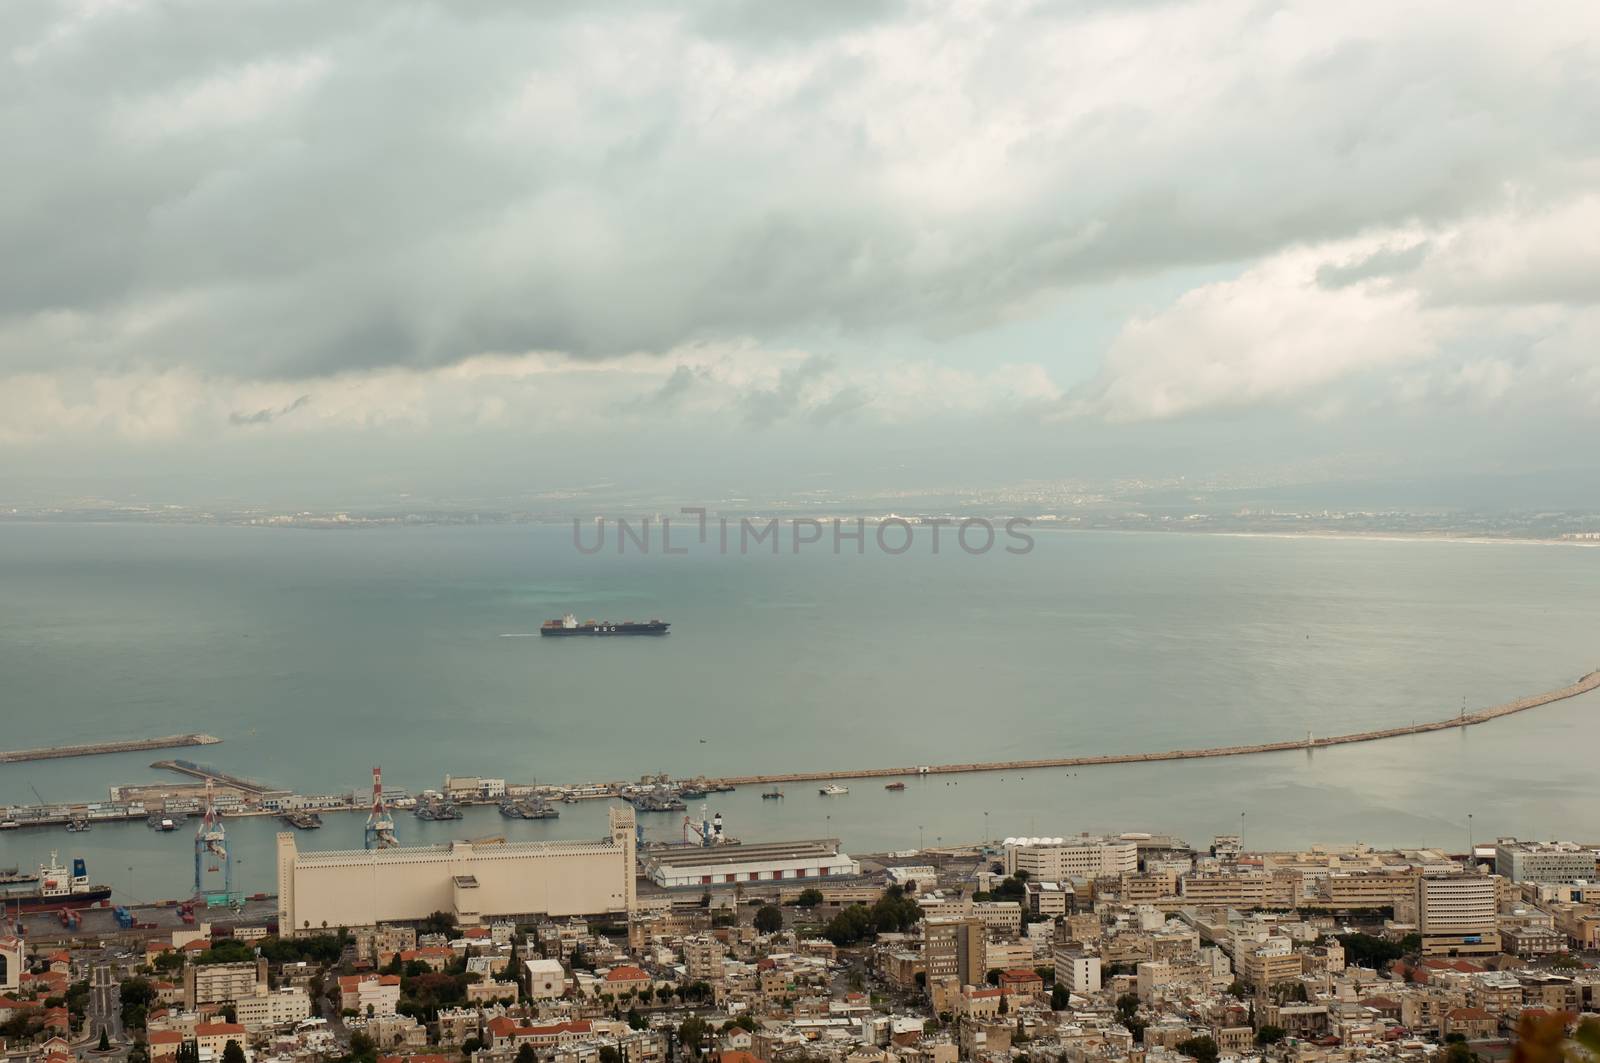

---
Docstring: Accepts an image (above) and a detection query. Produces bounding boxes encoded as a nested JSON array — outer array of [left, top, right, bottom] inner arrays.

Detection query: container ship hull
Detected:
[[3, 887, 112, 913], [542, 616, 669, 637]]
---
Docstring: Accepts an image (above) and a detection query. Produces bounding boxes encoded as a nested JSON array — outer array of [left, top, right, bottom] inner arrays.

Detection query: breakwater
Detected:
[[0, 733, 220, 764], [709, 670, 1600, 786]]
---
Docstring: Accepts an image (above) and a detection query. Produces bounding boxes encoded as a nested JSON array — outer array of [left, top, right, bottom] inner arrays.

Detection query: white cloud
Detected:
[[1070, 190, 1600, 422]]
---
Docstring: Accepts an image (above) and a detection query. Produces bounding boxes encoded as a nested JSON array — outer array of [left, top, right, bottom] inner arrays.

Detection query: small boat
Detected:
[[761, 789, 784, 800], [818, 784, 849, 796], [65, 817, 90, 833], [884, 782, 906, 792]]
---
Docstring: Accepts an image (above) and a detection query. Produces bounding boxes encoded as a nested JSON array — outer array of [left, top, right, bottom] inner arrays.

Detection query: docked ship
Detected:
[[1, 853, 111, 912], [541, 613, 670, 637]]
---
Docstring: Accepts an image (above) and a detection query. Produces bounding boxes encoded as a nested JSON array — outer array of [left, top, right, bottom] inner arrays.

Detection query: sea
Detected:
[[1, 521, 1597, 902]]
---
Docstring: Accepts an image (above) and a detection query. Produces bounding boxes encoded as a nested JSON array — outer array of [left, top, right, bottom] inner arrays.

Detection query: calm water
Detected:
[[1, 522, 1597, 899]]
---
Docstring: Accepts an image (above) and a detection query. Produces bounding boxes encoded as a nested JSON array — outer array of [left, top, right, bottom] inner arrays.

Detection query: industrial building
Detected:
[[276, 805, 636, 931], [641, 838, 860, 888]]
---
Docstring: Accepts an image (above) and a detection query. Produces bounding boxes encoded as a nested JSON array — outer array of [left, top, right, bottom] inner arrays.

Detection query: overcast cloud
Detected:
[[2, 0, 1597, 502]]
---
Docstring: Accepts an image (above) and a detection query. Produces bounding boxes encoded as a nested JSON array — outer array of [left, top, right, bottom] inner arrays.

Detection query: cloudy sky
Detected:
[[3, 0, 1598, 508]]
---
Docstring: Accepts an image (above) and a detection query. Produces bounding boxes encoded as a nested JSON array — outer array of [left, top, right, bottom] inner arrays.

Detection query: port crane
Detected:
[[194, 779, 234, 903], [365, 766, 398, 850], [681, 805, 726, 848]]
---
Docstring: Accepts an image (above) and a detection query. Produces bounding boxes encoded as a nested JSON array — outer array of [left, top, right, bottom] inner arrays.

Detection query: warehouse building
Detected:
[[641, 839, 860, 888], [277, 805, 636, 931]]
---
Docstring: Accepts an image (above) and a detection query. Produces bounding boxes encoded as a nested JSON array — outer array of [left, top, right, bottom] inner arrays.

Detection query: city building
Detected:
[[923, 919, 985, 991], [1493, 839, 1597, 884], [233, 986, 312, 1031], [339, 974, 401, 1016], [1004, 836, 1139, 880], [276, 806, 636, 930], [184, 959, 268, 1009], [1417, 875, 1501, 957], [0, 936, 21, 994], [1052, 944, 1102, 995], [524, 958, 568, 1000]]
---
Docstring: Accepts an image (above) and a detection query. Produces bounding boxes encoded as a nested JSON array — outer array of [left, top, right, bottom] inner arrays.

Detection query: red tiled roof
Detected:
[[196, 1022, 247, 1036], [148, 1032, 185, 1045], [604, 965, 649, 981]]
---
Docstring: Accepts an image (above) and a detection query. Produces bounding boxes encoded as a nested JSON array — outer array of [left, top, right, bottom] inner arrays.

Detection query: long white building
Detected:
[[642, 839, 860, 888], [277, 805, 636, 931], [1003, 835, 1139, 879]]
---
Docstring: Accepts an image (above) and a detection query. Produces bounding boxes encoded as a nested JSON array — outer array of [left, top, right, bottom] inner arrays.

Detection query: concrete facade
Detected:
[[277, 806, 636, 931]]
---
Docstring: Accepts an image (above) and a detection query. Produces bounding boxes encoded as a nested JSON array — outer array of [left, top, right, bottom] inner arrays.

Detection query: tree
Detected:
[[754, 906, 783, 934], [419, 911, 458, 936], [348, 1031, 377, 1063], [460, 1037, 483, 1057], [1336, 933, 1404, 970], [1177, 1036, 1219, 1063], [678, 1016, 709, 1057], [627, 1008, 646, 1030], [1050, 984, 1070, 1010], [796, 889, 824, 908], [515, 1044, 538, 1063], [598, 1048, 623, 1063], [1256, 1025, 1287, 1045], [98, 1028, 111, 1052], [221, 1042, 246, 1063]]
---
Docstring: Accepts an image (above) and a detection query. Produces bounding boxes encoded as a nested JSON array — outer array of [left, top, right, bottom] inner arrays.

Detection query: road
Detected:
[[86, 963, 123, 1046]]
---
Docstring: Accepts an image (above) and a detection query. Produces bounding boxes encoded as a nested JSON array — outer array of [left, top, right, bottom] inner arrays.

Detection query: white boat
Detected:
[[818, 784, 849, 796]]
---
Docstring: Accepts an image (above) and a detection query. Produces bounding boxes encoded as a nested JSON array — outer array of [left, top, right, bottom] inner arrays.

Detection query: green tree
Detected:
[[119, 977, 155, 1032], [1177, 1036, 1219, 1063], [598, 1048, 623, 1063], [221, 1041, 246, 1063], [460, 1037, 483, 1057], [1256, 1025, 1287, 1045], [795, 889, 824, 908], [514, 1045, 538, 1063], [754, 906, 783, 934], [1336, 933, 1404, 970], [1050, 984, 1070, 1010], [348, 1031, 377, 1063], [98, 1028, 111, 1052], [627, 1008, 646, 1030], [419, 911, 458, 936], [678, 1016, 709, 1057]]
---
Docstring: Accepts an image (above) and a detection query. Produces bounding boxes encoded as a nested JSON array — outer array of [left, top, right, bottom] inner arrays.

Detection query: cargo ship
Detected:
[[541, 613, 669, 637], [1, 853, 111, 912]]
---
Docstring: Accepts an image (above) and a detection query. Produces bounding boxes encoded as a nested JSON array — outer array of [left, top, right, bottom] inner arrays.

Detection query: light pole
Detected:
[[984, 811, 990, 845], [1467, 813, 1474, 855]]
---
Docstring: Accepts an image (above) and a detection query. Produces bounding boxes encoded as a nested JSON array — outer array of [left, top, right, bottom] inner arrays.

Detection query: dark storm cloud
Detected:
[[1, 0, 1596, 381]]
